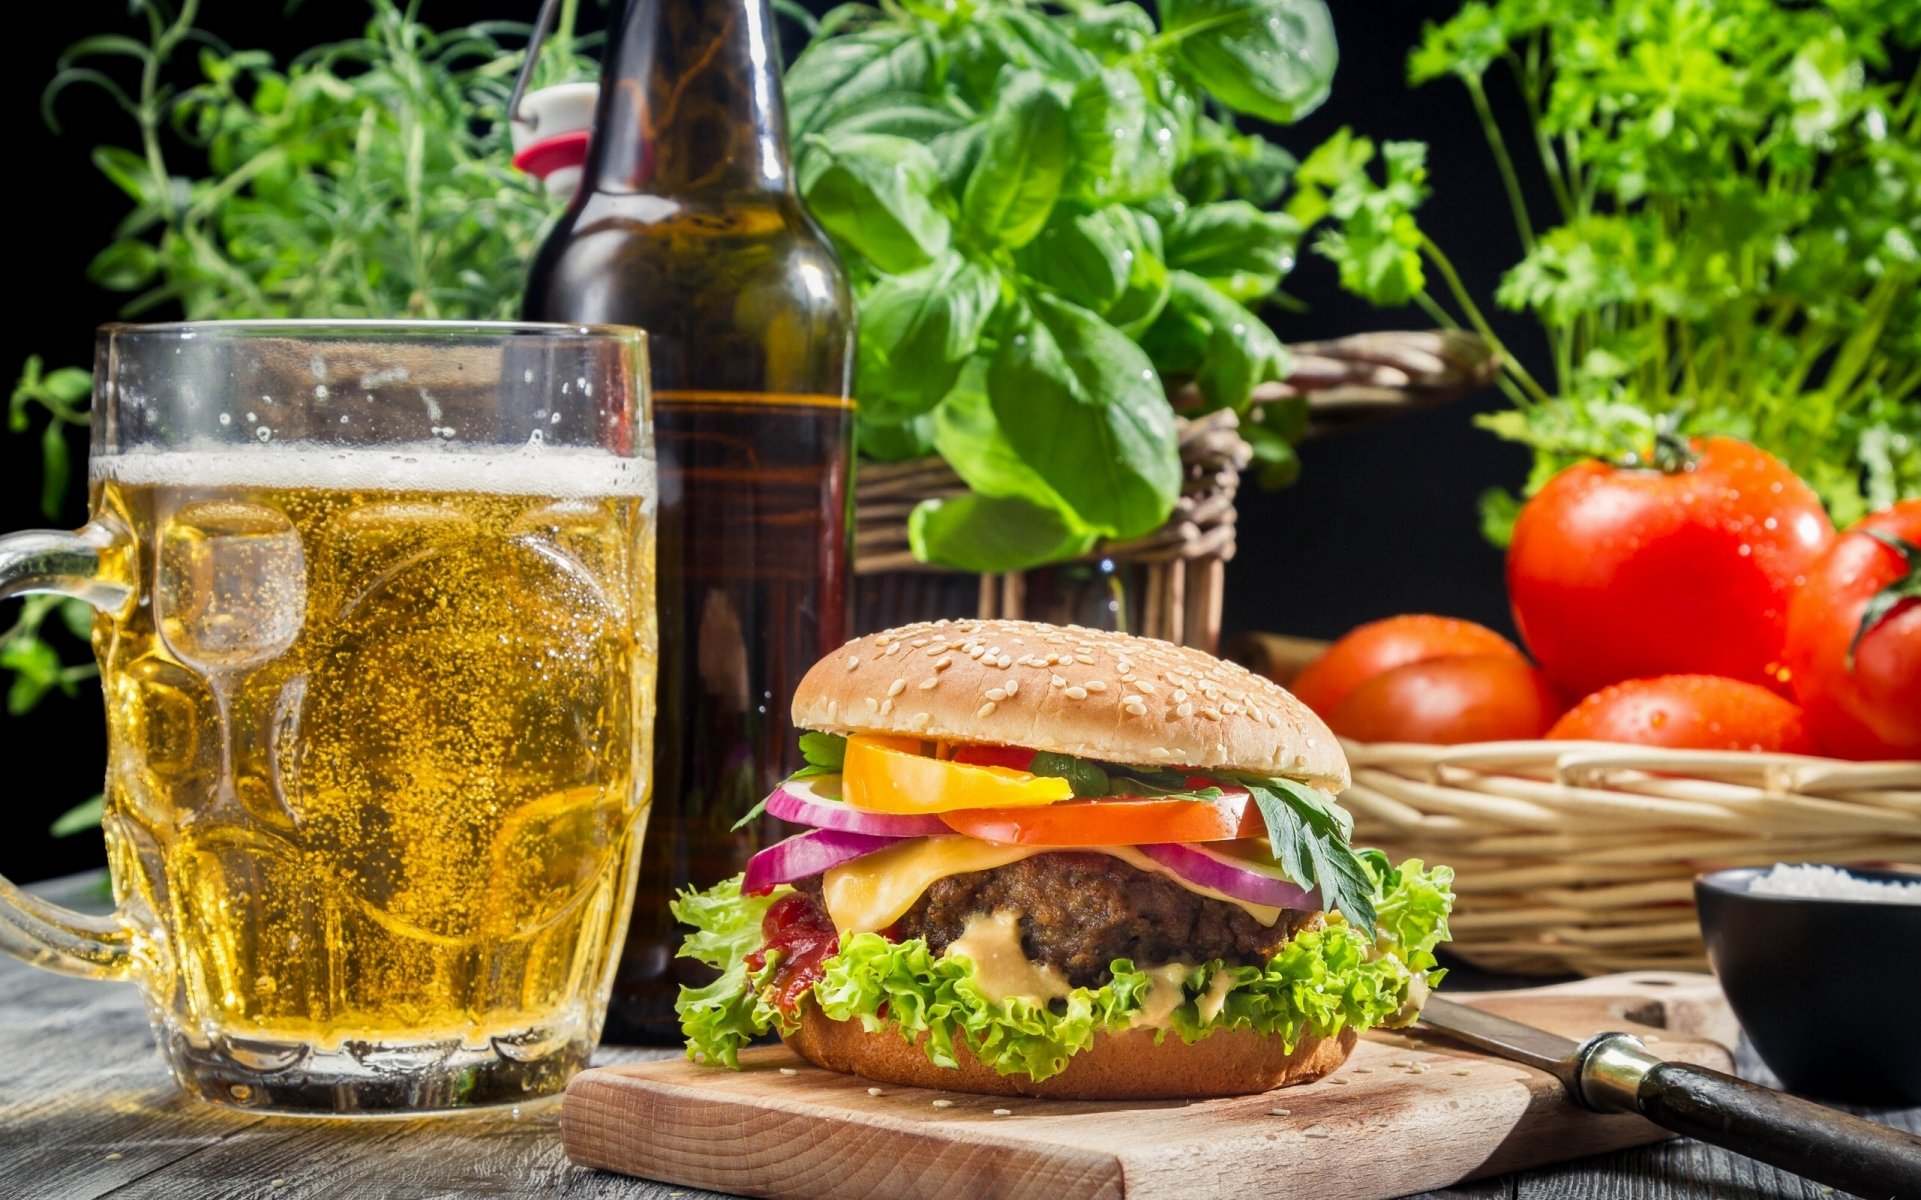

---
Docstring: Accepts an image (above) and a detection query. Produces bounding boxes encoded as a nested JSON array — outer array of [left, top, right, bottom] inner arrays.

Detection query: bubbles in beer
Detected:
[[94, 447, 654, 1050]]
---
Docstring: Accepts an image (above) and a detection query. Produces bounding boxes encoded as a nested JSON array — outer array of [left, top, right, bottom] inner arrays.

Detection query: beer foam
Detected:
[[92, 442, 654, 499]]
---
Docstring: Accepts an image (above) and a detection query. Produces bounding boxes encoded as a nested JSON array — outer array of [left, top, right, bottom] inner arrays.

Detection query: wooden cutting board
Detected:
[[562, 972, 1739, 1200]]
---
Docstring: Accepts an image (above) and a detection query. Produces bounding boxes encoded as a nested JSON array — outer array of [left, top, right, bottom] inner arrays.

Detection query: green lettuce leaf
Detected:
[[673, 855, 1454, 1079], [670, 876, 785, 1068]]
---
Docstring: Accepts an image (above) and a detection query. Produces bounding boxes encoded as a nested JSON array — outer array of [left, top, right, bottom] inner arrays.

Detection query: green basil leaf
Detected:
[[1160, 0, 1337, 125], [991, 10, 1100, 83], [858, 412, 938, 462], [1064, 68, 1149, 205], [1016, 205, 1134, 314], [1068, 3, 1157, 62], [1029, 752, 1111, 797], [962, 70, 1070, 249], [988, 294, 1182, 539], [59, 598, 95, 641], [786, 29, 934, 135], [1162, 271, 1291, 410], [1164, 200, 1303, 302], [1105, 209, 1172, 337], [929, 121, 988, 197], [909, 491, 1099, 574], [1178, 116, 1297, 206], [799, 132, 952, 275], [815, 96, 970, 143], [933, 361, 1071, 505], [799, 731, 848, 772], [855, 257, 1002, 417]]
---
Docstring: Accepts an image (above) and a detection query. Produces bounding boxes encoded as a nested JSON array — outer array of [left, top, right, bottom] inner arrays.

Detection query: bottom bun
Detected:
[[782, 1002, 1359, 1099]]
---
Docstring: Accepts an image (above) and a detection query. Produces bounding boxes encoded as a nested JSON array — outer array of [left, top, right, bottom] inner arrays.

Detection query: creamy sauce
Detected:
[[1387, 969, 1429, 1028], [942, 910, 1073, 1006], [1196, 970, 1238, 1024], [1129, 963, 1193, 1029]]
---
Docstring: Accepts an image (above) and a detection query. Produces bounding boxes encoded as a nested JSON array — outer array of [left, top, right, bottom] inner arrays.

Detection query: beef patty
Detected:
[[795, 851, 1312, 988]]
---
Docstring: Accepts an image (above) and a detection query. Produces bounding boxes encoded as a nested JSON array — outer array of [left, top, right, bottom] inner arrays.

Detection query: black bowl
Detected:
[[1696, 866, 1921, 1105]]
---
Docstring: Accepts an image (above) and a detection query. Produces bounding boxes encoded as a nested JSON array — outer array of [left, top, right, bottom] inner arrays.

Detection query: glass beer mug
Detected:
[[0, 322, 656, 1114]]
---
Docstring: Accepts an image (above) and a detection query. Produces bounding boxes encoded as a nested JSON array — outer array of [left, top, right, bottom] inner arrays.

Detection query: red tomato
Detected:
[[1547, 675, 1815, 753], [949, 744, 1038, 770], [1290, 614, 1525, 718], [1507, 437, 1833, 697], [938, 787, 1262, 845], [1326, 655, 1564, 744], [1783, 501, 1921, 759]]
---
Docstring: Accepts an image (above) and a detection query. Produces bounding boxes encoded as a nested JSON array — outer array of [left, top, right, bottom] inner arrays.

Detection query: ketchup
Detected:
[[747, 894, 841, 1013]]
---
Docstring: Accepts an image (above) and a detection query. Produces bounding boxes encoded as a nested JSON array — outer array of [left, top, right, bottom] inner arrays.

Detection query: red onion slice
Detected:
[[1138, 841, 1322, 911], [743, 828, 906, 895], [766, 778, 951, 837]]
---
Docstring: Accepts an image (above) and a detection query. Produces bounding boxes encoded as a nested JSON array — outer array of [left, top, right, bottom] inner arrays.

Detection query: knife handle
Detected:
[[1577, 1033, 1921, 1200]]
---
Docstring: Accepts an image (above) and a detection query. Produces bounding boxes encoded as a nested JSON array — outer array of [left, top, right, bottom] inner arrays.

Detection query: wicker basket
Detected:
[[854, 330, 1498, 651], [1229, 633, 1921, 976]]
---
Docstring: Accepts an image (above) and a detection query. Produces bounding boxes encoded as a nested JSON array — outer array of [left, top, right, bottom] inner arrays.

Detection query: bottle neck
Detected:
[[587, 0, 793, 197]]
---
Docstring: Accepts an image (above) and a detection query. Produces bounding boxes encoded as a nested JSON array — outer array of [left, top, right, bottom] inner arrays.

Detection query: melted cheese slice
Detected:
[[820, 836, 1283, 934]]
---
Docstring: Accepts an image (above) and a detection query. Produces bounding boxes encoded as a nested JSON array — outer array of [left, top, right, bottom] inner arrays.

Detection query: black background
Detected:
[[1, 0, 1539, 884]]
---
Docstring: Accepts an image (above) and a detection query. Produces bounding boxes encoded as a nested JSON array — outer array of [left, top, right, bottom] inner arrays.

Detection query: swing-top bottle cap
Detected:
[[510, 82, 600, 200]]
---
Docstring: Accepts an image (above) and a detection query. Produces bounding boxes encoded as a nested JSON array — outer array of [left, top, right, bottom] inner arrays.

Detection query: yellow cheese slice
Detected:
[[820, 836, 1283, 935]]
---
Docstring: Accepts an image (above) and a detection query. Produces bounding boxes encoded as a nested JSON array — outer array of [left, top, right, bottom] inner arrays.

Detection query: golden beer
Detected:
[[91, 446, 654, 1104]]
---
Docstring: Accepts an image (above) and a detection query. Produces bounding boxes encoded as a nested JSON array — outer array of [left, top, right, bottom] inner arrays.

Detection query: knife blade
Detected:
[[1415, 996, 1921, 1200]]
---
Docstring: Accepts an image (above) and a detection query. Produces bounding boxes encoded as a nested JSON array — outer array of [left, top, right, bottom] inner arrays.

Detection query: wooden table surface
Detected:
[[4, 872, 1915, 1200]]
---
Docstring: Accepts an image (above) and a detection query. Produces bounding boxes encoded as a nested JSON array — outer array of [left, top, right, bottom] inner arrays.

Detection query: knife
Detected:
[[1416, 996, 1921, 1199]]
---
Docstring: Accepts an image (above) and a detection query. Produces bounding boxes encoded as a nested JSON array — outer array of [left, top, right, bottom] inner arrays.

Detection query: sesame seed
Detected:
[[932, 1099, 955, 1109], [887, 678, 907, 697], [1135, 680, 1157, 694], [868, 1087, 884, 1096], [879, 698, 894, 716], [1199, 708, 1221, 721], [1221, 702, 1241, 715], [968, 646, 985, 659], [1075, 653, 1095, 665], [1352, 1067, 1373, 1073], [993, 1108, 1012, 1117], [911, 638, 928, 647], [1124, 701, 1148, 717], [977, 701, 998, 718], [1004, 678, 1019, 696], [1305, 1130, 1330, 1139], [1390, 1060, 1411, 1068], [1085, 680, 1108, 693], [826, 699, 839, 720], [864, 697, 880, 713], [1050, 674, 1067, 688], [1267, 1108, 1291, 1117], [1176, 702, 1194, 718], [1328, 1077, 1348, 1085], [104, 1153, 123, 1162], [984, 645, 1001, 659], [1172, 689, 1188, 703], [912, 711, 932, 729], [1409, 1063, 1429, 1074], [1064, 685, 1088, 700], [1150, 747, 1172, 758], [985, 688, 1008, 702], [935, 656, 953, 671], [779, 1067, 798, 1076], [846, 655, 860, 670], [1452, 1070, 1472, 1077]]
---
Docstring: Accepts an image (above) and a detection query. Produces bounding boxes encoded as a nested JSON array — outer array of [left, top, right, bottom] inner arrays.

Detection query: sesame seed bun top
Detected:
[[791, 619, 1350, 792]]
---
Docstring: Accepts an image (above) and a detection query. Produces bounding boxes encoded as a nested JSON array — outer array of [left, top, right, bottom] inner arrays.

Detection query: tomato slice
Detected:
[[950, 744, 1038, 770], [938, 787, 1261, 845], [842, 734, 1073, 814]]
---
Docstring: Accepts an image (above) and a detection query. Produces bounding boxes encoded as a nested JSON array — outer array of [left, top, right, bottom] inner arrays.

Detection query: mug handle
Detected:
[[0, 523, 137, 981]]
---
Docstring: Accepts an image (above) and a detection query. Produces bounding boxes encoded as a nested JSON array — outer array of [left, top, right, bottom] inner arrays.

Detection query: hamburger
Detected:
[[673, 619, 1453, 1098]]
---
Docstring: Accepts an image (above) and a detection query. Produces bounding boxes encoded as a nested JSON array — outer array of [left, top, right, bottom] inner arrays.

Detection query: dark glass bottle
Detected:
[[523, 0, 854, 1042]]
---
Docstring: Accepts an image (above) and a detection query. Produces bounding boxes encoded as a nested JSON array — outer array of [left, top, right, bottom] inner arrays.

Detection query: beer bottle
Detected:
[[523, 0, 854, 1042]]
